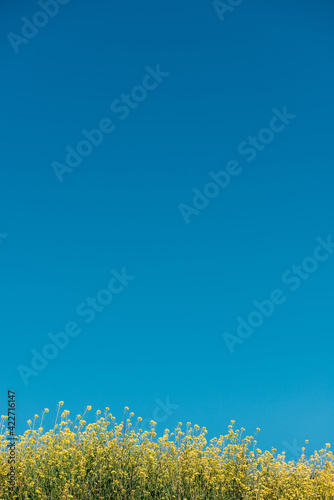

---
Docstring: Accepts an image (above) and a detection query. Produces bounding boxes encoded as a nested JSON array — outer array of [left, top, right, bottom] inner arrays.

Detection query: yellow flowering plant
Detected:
[[0, 404, 333, 499]]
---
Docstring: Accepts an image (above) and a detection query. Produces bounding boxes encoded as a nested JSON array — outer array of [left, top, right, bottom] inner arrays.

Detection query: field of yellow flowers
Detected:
[[1, 402, 334, 499]]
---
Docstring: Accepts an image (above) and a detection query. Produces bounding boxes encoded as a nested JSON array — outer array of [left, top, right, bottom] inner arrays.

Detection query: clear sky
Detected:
[[1, 0, 333, 460]]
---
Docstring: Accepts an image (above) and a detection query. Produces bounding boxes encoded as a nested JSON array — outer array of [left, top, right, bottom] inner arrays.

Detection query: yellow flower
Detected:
[[59, 401, 64, 406], [44, 408, 49, 413], [5, 400, 333, 498]]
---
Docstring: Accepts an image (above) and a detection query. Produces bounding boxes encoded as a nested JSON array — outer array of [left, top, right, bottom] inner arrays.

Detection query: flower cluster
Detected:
[[0, 402, 333, 499]]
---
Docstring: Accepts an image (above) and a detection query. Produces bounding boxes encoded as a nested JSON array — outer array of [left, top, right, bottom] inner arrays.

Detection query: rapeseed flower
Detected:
[[0, 402, 333, 499]]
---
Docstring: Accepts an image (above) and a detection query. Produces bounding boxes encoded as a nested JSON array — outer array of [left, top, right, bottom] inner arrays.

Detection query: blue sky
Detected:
[[1, 0, 333, 459]]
